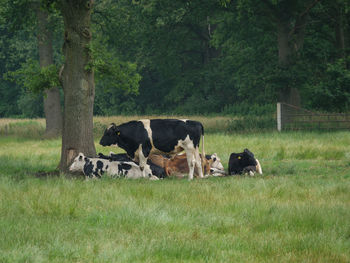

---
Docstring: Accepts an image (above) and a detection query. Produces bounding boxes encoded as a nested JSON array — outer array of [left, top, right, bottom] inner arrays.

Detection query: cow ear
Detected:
[[213, 153, 220, 161], [244, 148, 255, 158], [78, 153, 84, 160], [244, 148, 252, 155], [108, 123, 117, 131]]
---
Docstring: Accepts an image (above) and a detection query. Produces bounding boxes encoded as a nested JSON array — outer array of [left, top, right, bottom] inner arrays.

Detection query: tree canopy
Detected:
[[1, 0, 349, 117]]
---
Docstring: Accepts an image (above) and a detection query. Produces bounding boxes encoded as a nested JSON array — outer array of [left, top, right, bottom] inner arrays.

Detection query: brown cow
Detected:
[[148, 154, 170, 169], [149, 153, 224, 178]]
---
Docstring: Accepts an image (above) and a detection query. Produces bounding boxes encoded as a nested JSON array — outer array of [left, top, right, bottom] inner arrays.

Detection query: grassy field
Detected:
[[0, 117, 350, 262]]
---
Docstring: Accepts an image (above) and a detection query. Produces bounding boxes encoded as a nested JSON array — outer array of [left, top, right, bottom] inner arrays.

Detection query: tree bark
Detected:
[[277, 19, 301, 107], [335, 5, 345, 60], [36, 6, 62, 138], [59, 0, 96, 173], [277, 20, 292, 68]]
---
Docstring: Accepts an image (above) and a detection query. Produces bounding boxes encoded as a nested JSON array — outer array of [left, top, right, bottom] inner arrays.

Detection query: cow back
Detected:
[[150, 119, 203, 153]]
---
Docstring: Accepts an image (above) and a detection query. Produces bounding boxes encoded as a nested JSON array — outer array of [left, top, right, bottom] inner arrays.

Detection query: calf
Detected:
[[99, 119, 205, 180], [98, 152, 167, 178], [69, 153, 158, 180], [228, 148, 262, 176]]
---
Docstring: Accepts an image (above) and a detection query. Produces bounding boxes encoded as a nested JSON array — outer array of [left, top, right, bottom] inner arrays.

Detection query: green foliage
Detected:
[[90, 37, 142, 115], [226, 115, 276, 132], [304, 57, 350, 112], [221, 103, 276, 116], [1, 0, 350, 116], [91, 43, 141, 96], [5, 59, 60, 94], [0, 81, 21, 117], [17, 91, 43, 118]]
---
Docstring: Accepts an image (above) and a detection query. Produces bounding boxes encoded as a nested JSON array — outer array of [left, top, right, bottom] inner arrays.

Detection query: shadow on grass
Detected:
[[34, 170, 60, 178], [0, 155, 85, 180]]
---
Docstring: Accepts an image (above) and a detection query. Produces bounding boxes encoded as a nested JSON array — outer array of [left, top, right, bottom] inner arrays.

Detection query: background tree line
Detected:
[[1, 0, 349, 120]]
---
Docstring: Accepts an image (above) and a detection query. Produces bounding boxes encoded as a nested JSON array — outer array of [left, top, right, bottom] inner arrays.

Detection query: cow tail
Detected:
[[256, 159, 263, 174], [201, 124, 206, 175]]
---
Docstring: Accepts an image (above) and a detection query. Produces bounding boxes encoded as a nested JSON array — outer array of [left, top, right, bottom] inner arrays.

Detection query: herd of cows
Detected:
[[69, 119, 263, 180]]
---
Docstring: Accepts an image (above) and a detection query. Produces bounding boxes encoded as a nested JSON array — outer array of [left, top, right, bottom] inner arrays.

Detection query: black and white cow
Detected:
[[228, 148, 262, 176], [98, 152, 167, 179], [99, 119, 205, 180], [205, 153, 224, 171], [69, 153, 159, 180]]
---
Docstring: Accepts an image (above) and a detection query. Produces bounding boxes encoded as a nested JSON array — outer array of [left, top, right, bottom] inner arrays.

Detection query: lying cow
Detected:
[[228, 148, 262, 176], [69, 153, 159, 180], [99, 119, 205, 180], [149, 152, 225, 178], [98, 152, 167, 178], [148, 154, 170, 169], [209, 167, 227, 177], [206, 153, 224, 171]]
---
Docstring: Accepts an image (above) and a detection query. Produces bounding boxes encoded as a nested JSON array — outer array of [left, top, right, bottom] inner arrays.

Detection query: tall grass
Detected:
[[0, 119, 349, 262], [0, 120, 45, 138], [0, 115, 274, 139], [0, 175, 349, 262]]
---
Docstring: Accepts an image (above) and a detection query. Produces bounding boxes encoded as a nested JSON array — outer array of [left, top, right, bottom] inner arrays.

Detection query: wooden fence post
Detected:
[[277, 102, 282, 132]]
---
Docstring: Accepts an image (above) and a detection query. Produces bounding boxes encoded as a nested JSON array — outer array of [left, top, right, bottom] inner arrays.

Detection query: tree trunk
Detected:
[[36, 6, 62, 138], [335, 5, 345, 60], [277, 19, 301, 107], [59, 0, 96, 173], [277, 20, 292, 68]]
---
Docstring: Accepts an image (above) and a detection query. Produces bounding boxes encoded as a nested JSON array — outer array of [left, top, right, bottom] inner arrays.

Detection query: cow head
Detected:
[[206, 153, 224, 171], [69, 153, 87, 172], [238, 149, 257, 166], [99, 123, 121, 147]]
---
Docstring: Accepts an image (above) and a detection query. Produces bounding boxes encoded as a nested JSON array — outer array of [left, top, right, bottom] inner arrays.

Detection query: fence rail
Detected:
[[277, 102, 350, 131]]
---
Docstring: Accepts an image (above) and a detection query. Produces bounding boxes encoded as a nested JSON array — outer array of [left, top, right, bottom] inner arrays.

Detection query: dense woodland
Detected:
[[1, 0, 349, 118]]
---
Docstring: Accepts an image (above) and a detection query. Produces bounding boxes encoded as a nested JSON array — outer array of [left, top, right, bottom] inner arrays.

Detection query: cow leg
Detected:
[[185, 148, 196, 180], [194, 147, 204, 178], [138, 152, 148, 178], [136, 145, 152, 178]]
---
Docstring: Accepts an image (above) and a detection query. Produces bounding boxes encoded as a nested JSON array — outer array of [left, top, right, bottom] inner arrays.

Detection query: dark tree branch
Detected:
[[300, 0, 321, 19], [260, 0, 279, 18], [184, 23, 210, 41], [289, 0, 321, 37]]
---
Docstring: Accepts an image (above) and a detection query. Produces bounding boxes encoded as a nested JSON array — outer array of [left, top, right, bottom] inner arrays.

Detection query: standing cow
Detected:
[[99, 119, 205, 180]]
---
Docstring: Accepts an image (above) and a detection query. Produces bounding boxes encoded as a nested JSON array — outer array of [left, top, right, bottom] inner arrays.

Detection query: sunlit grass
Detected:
[[0, 119, 349, 262], [0, 115, 237, 138], [0, 175, 349, 262]]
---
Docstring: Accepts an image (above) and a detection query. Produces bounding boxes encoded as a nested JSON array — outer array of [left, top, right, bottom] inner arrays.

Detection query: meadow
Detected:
[[0, 117, 349, 262]]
